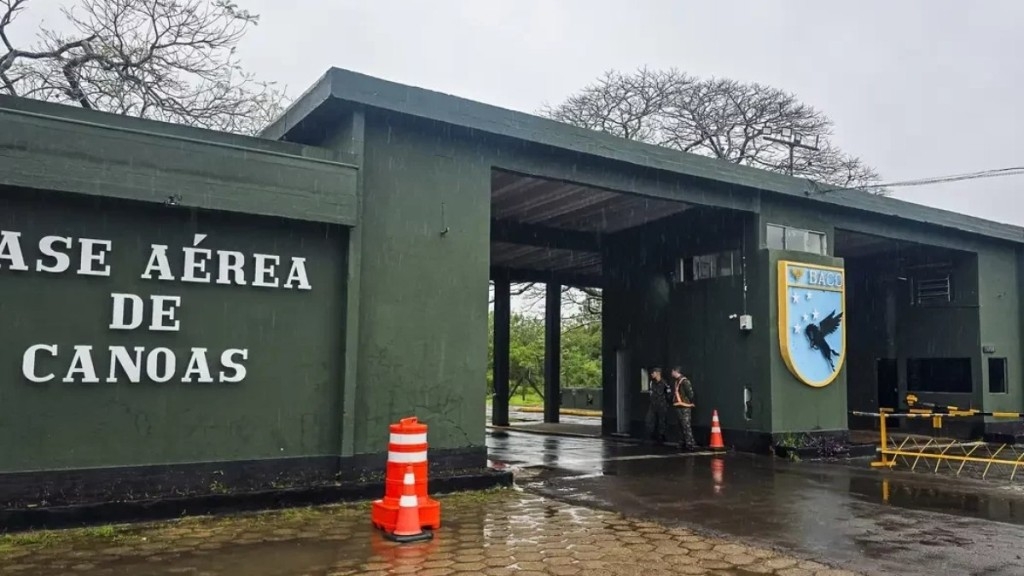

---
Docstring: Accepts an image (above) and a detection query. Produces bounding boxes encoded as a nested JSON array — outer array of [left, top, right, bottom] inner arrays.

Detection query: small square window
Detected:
[[767, 225, 785, 249], [717, 251, 735, 276], [693, 254, 716, 280], [785, 227, 807, 252], [989, 357, 1008, 394], [806, 232, 825, 255]]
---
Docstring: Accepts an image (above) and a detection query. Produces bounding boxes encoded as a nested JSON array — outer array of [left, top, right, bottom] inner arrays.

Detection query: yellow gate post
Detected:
[[871, 412, 893, 468]]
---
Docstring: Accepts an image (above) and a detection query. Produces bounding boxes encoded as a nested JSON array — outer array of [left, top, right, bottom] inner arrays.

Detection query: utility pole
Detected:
[[763, 127, 820, 176]]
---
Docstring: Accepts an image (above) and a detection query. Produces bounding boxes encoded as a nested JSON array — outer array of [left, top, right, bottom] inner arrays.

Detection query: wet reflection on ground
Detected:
[[487, 430, 1024, 576], [0, 490, 853, 576]]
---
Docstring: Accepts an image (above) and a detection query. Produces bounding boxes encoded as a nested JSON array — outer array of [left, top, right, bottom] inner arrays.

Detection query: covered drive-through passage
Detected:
[[488, 169, 690, 431]]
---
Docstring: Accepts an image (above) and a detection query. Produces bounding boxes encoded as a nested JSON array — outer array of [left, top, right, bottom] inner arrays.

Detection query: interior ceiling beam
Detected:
[[491, 267, 603, 289], [490, 219, 602, 252]]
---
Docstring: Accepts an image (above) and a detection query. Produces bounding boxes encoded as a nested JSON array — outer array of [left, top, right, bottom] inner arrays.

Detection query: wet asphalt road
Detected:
[[487, 428, 1024, 576]]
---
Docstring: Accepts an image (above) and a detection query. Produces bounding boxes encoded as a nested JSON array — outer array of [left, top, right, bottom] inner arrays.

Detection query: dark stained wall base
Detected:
[[624, 422, 867, 456], [0, 447, 488, 512], [982, 421, 1024, 444], [1, 467, 510, 534]]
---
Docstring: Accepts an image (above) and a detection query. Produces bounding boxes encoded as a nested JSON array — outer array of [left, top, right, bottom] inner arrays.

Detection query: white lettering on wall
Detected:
[[220, 349, 248, 383], [22, 345, 252, 384], [2, 228, 314, 387], [181, 234, 212, 284], [37, 236, 72, 273], [148, 295, 182, 332], [216, 250, 246, 286], [252, 254, 280, 288], [22, 344, 57, 383], [109, 294, 181, 332], [137, 241, 310, 290], [0, 230, 29, 271], [109, 293, 144, 330], [183, 348, 214, 383], [147, 348, 176, 383], [77, 238, 112, 277], [284, 257, 312, 291], [108, 346, 145, 383], [141, 244, 175, 281], [64, 345, 100, 383]]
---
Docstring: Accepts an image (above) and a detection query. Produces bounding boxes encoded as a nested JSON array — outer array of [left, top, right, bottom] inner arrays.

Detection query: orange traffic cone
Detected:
[[385, 466, 434, 543], [708, 410, 726, 451]]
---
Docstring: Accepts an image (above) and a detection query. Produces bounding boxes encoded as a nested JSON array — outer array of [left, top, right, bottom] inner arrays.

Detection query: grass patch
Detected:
[[0, 523, 135, 557], [438, 487, 513, 508]]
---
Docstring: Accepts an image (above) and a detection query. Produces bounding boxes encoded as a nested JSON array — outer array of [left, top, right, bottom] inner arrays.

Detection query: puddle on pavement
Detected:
[[847, 474, 1024, 526]]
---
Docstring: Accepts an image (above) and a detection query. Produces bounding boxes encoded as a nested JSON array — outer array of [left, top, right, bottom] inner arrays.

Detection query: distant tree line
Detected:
[[486, 310, 601, 396]]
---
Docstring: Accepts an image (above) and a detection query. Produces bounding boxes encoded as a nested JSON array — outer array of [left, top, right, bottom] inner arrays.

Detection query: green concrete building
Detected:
[[2, 67, 1023, 508]]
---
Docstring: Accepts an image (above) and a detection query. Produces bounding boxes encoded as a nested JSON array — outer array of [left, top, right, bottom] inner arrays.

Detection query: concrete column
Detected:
[[544, 282, 561, 424], [492, 277, 511, 427]]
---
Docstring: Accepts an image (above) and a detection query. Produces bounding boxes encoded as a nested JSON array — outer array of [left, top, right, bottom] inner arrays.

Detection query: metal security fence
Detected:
[[852, 408, 1024, 481]]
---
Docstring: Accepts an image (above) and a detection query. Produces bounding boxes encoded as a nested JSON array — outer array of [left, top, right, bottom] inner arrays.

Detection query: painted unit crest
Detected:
[[777, 261, 846, 387]]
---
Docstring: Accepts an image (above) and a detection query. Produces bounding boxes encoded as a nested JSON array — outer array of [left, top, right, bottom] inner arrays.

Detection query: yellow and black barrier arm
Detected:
[[889, 394, 1024, 418], [850, 410, 1024, 419]]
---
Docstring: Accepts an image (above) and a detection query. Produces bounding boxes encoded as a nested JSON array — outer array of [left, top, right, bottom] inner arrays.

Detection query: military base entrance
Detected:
[[2, 67, 1023, 517]]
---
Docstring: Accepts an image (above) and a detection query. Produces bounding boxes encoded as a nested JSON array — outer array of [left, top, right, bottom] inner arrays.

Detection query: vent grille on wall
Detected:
[[913, 274, 952, 305]]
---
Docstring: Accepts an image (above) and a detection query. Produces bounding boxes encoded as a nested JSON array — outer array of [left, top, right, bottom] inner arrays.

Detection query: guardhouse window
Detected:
[[677, 249, 741, 283], [989, 357, 1008, 394], [766, 223, 828, 255], [907, 358, 972, 394]]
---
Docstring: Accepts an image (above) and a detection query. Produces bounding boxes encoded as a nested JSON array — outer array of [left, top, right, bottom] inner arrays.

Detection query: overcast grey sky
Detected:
[[16, 1, 1024, 224]]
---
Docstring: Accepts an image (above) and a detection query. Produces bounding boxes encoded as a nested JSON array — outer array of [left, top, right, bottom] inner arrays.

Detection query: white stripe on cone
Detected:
[[389, 432, 427, 445], [399, 471, 418, 507], [388, 451, 427, 463]]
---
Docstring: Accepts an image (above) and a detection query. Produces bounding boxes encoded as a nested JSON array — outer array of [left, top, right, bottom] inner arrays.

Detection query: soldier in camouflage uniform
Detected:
[[670, 366, 698, 452], [644, 367, 669, 444]]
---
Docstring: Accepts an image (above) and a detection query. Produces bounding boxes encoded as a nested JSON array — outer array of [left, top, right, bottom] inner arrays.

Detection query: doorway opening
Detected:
[[836, 229, 978, 431]]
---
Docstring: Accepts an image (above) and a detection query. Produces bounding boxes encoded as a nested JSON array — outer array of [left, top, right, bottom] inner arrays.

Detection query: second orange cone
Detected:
[[385, 466, 434, 543], [708, 409, 726, 451]]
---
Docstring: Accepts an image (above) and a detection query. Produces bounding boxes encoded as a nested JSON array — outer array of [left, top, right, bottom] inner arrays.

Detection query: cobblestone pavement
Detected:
[[0, 489, 861, 576]]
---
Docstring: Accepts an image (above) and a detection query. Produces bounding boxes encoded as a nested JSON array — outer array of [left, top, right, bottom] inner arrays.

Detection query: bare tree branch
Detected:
[[1, 0, 285, 135], [542, 68, 882, 192], [489, 281, 602, 326]]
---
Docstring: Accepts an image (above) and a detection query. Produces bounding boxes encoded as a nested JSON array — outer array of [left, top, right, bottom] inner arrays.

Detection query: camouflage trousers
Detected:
[[645, 396, 669, 441], [674, 406, 697, 450]]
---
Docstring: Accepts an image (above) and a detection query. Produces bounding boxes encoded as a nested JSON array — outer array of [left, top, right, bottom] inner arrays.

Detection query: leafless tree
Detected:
[[542, 68, 882, 191], [0, 0, 284, 135]]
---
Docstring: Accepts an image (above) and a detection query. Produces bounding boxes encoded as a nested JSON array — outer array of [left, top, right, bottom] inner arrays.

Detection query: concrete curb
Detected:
[[491, 426, 879, 460], [515, 408, 603, 418], [0, 469, 513, 534], [487, 425, 607, 441]]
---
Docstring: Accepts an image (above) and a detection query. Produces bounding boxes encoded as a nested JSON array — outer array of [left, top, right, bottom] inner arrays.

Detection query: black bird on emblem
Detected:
[[805, 310, 843, 370]]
